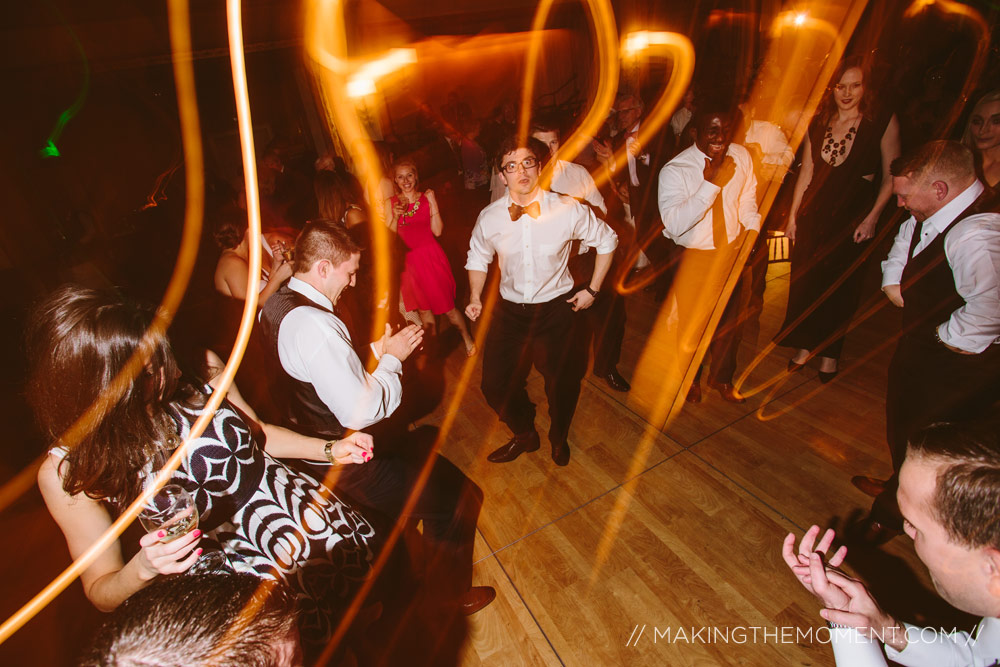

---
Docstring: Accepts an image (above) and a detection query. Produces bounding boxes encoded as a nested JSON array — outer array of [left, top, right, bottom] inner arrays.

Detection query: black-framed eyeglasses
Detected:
[[501, 156, 539, 173]]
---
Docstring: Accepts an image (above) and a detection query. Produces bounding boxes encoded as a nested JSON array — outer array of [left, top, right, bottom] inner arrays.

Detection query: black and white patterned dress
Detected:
[[158, 388, 376, 643]]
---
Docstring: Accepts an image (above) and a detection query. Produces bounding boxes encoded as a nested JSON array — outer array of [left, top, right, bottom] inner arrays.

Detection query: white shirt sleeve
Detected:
[[279, 308, 402, 430], [940, 216, 1000, 353], [465, 212, 495, 273], [572, 199, 618, 254], [881, 218, 917, 288], [883, 620, 1000, 667], [737, 151, 762, 232], [658, 161, 720, 240], [829, 627, 889, 666]]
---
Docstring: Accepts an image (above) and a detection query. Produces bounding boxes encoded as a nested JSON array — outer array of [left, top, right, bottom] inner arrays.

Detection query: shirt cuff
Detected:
[[465, 259, 489, 273], [377, 353, 403, 374]]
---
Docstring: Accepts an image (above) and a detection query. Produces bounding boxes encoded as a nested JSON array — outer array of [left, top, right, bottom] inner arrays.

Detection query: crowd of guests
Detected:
[[25, 51, 1000, 665]]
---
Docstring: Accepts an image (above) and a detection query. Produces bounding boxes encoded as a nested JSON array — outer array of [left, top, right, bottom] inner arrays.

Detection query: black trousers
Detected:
[[584, 288, 627, 376], [871, 334, 1000, 528], [481, 293, 586, 446], [308, 442, 482, 598]]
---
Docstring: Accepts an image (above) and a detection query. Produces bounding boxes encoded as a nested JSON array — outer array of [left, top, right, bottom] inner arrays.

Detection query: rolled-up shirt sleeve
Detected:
[[573, 201, 618, 253], [881, 218, 915, 288], [465, 213, 495, 273], [940, 217, 1000, 353]]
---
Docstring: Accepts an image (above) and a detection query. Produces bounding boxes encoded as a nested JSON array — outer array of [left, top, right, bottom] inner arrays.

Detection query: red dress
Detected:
[[395, 193, 457, 315]]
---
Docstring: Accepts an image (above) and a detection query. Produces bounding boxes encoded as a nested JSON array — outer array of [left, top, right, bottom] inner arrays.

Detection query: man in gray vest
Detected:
[[259, 221, 495, 614]]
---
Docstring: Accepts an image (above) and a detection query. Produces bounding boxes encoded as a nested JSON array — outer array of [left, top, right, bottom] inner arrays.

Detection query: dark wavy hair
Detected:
[[818, 55, 873, 127], [314, 169, 362, 224], [26, 285, 196, 513], [213, 205, 248, 250]]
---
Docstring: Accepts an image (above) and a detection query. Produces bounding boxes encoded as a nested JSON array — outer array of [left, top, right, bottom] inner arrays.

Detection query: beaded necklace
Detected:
[[821, 116, 860, 166], [397, 195, 421, 226]]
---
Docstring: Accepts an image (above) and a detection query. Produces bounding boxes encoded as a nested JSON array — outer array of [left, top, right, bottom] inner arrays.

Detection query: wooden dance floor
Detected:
[[433, 260, 975, 666], [0, 260, 977, 665]]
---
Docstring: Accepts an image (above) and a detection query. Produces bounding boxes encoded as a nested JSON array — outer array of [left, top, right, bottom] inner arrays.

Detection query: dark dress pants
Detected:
[[309, 448, 483, 598], [871, 335, 1000, 528], [481, 293, 586, 446]]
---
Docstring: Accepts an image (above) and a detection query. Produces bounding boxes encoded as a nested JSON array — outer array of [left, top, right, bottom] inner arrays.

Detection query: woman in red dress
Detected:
[[385, 158, 476, 356]]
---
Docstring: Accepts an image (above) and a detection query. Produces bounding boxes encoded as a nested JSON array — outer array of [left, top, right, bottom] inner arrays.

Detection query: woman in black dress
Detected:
[[778, 58, 900, 380]]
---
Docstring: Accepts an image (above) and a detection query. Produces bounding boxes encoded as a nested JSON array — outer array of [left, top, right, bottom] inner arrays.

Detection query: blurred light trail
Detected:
[[0, 0, 215, 645], [38, 6, 89, 158]]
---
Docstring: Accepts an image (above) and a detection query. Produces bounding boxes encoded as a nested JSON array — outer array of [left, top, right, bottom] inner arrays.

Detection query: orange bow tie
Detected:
[[509, 201, 541, 221]]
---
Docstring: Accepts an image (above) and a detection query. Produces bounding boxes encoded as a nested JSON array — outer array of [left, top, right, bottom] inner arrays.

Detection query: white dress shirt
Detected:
[[670, 107, 692, 138], [829, 618, 1000, 667], [624, 121, 649, 188], [881, 180, 1000, 353], [276, 277, 403, 429], [744, 119, 794, 169], [466, 189, 618, 304], [657, 142, 761, 250], [549, 159, 607, 214]]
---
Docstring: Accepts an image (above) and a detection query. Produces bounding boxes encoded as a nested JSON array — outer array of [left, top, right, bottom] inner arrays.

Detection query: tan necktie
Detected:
[[711, 193, 727, 249]]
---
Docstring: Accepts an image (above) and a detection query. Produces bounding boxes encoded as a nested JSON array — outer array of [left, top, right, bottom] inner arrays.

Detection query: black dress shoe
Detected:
[[459, 586, 496, 615], [707, 381, 746, 404], [686, 384, 702, 403], [788, 358, 806, 373], [818, 369, 838, 384], [551, 441, 570, 466], [851, 475, 887, 498], [487, 432, 540, 463], [598, 368, 631, 392]]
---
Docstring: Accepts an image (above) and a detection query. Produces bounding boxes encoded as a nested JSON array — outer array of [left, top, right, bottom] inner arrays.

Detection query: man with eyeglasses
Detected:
[[465, 135, 618, 466]]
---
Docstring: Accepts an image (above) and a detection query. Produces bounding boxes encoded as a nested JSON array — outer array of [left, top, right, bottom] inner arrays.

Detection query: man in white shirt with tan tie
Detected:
[[657, 102, 761, 404], [850, 140, 1000, 544], [466, 134, 618, 466]]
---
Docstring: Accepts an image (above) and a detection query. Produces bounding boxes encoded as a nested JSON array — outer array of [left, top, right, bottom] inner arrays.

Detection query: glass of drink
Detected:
[[140, 484, 228, 572]]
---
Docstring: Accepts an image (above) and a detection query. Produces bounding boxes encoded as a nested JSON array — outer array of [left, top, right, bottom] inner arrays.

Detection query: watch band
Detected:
[[323, 440, 338, 466], [585, 286, 599, 298]]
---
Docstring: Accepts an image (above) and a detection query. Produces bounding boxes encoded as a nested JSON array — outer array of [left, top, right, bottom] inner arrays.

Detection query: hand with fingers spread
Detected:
[[782, 526, 906, 651], [136, 527, 203, 581], [781, 525, 848, 599], [381, 323, 423, 361]]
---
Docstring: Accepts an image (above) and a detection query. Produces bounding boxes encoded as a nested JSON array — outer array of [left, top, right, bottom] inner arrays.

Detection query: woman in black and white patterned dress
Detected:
[[30, 285, 380, 645]]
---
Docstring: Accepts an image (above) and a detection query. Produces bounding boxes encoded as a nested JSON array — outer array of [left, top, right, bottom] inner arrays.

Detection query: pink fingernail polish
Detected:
[[157, 530, 166, 538], [196, 548, 203, 556], [193, 529, 202, 538]]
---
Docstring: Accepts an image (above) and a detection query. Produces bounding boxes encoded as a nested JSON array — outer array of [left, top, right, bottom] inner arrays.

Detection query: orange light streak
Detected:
[[0, 0, 223, 644]]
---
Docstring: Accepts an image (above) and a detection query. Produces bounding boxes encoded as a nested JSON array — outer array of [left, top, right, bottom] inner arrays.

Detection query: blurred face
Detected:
[[833, 67, 864, 113], [532, 130, 560, 157], [499, 148, 540, 199], [892, 174, 942, 222], [394, 165, 417, 194], [969, 99, 1000, 154], [898, 456, 999, 617], [694, 112, 734, 161], [324, 252, 360, 305], [616, 98, 642, 131]]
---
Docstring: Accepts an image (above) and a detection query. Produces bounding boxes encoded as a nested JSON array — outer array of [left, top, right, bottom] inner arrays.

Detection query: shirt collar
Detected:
[[289, 276, 333, 310], [505, 188, 545, 210], [922, 180, 985, 233]]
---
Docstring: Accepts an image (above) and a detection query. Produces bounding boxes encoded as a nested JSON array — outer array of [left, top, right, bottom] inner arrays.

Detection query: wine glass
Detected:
[[140, 484, 228, 572]]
